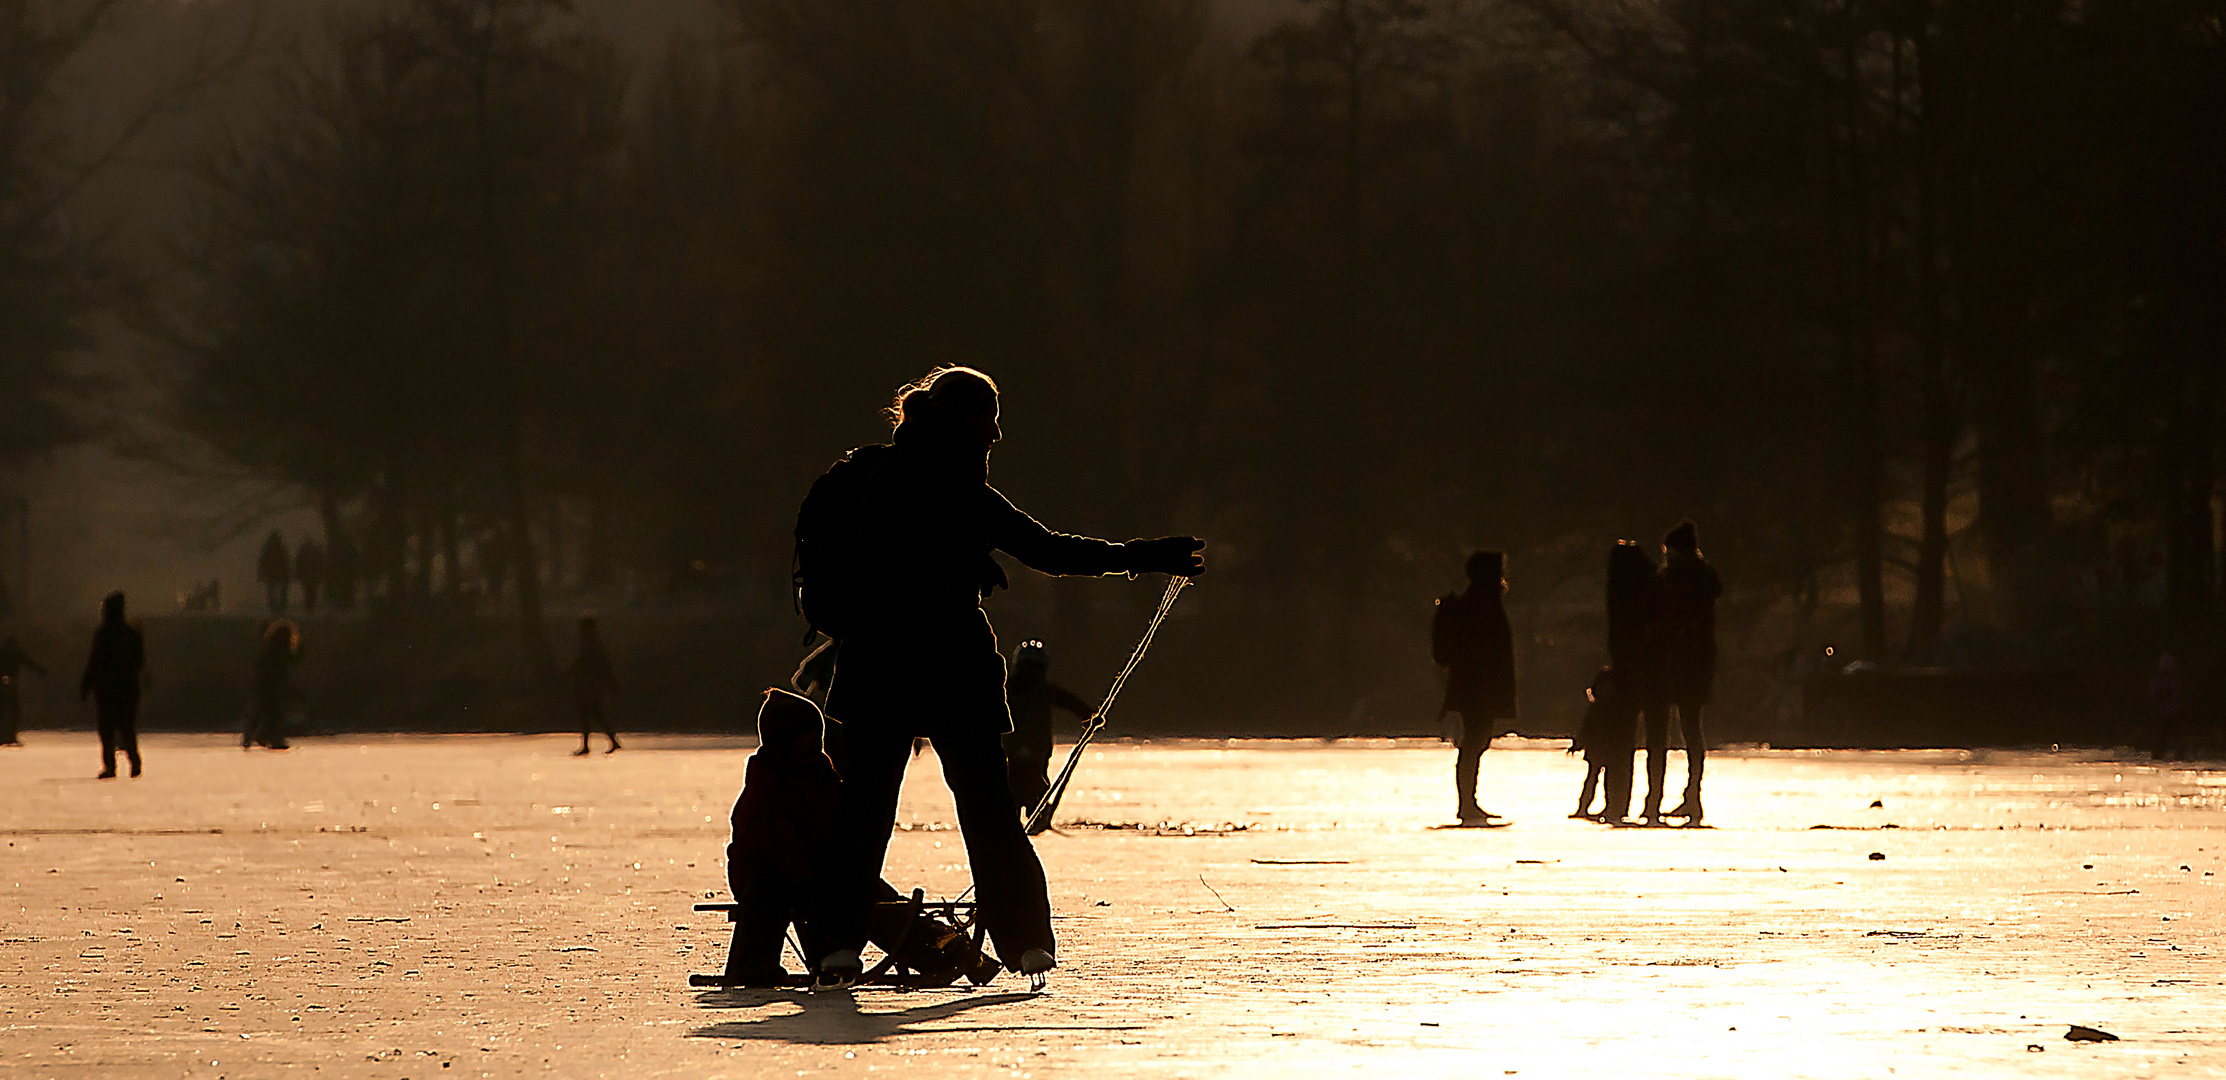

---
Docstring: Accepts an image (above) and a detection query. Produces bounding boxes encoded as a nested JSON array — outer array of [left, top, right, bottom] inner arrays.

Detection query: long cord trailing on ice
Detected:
[[1025, 575, 1190, 835]]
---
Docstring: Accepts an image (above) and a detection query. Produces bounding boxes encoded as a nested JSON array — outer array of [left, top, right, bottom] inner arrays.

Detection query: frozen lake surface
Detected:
[[3, 733, 2223, 1077]]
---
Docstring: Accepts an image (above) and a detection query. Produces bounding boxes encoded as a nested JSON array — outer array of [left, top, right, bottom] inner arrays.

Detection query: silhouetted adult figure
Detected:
[[243, 620, 300, 750], [566, 615, 620, 756], [257, 530, 291, 614], [478, 529, 512, 601], [805, 366, 1204, 988], [1646, 520, 1723, 824], [0, 633, 47, 745], [1602, 540, 1665, 822], [1434, 550, 1517, 825], [294, 538, 326, 616], [327, 528, 361, 611], [80, 592, 147, 779], [1003, 640, 1092, 817]]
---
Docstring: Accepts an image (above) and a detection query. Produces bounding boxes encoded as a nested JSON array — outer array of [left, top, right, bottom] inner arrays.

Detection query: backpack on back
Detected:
[[793, 445, 889, 639]]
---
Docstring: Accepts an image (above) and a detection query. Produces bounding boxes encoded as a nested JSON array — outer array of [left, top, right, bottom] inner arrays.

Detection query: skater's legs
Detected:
[[1602, 745, 1634, 820], [1641, 705, 1670, 818], [1576, 762, 1601, 814], [1454, 713, 1490, 816], [934, 728, 1055, 964], [1678, 702, 1705, 805], [119, 699, 141, 775], [816, 727, 912, 960], [0, 686, 19, 743], [97, 714, 118, 776]]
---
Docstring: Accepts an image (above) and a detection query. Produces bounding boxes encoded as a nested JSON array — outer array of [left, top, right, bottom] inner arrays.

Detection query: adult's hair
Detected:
[[887, 366, 999, 433], [1663, 518, 1700, 553], [1465, 550, 1505, 586], [100, 591, 125, 622]]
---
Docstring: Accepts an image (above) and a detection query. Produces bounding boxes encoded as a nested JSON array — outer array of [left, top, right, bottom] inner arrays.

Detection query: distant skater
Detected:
[[80, 592, 147, 779], [566, 615, 620, 756], [2151, 654, 2184, 761], [1602, 540, 1664, 822], [798, 366, 1204, 988], [0, 633, 47, 745], [258, 530, 292, 614], [1003, 641, 1093, 818], [295, 538, 326, 616], [1434, 551, 1518, 825], [1645, 520, 1722, 824], [243, 620, 301, 750]]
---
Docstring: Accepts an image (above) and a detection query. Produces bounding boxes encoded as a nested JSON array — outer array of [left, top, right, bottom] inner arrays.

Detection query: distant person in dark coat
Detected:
[[1607, 539, 1665, 822], [2150, 653, 2185, 761], [1003, 641, 1093, 818], [566, 615, 620, 756], [243, 620, 301, 750], [725, 688, 842, 986], [80, 592, 147, 779], [804, 366, 1204, 988], [257, 530, 291, 614], [1646, 519, 1723, 824], [294, 538, 326, 615], [0, 633, 47, 745], [1435, 550, 1517, 825]]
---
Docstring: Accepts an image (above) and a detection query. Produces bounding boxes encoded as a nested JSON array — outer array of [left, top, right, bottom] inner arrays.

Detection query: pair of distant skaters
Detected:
[[1433, 520, 1722, 827]]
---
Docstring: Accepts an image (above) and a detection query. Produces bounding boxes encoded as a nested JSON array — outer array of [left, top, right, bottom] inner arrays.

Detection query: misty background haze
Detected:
[[1, 0, 2219, 739]]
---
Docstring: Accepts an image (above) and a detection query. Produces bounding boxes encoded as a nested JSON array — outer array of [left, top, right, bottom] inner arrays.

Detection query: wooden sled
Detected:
[[689, 884, 1001, 990]]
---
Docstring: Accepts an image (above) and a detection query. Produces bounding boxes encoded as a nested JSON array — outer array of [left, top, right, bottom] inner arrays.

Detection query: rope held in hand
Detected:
[[1025, 575, 1189, 835]]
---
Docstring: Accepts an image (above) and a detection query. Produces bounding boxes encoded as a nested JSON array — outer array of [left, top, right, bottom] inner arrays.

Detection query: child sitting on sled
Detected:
[[724, 688, 997, 987]]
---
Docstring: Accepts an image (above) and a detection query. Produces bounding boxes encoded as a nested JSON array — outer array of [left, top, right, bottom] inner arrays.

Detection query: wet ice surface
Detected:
[[3, 734, 2224, 1078]]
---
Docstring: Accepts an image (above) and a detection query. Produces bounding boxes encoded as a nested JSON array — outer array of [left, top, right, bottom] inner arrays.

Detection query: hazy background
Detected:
[[2, 0, 2218, 740]]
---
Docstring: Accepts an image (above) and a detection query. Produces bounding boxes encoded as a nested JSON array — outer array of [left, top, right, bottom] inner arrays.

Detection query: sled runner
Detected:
[[689, 885, 1001, 990]]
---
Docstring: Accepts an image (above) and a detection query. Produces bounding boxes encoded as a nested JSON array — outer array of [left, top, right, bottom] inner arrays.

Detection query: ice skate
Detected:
[[811, 949, 862, 992], [1017, 948, 1054, 992]]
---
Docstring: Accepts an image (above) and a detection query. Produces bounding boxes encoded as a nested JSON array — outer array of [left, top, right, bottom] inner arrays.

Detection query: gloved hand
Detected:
[[1126, 536, 1206, 577]]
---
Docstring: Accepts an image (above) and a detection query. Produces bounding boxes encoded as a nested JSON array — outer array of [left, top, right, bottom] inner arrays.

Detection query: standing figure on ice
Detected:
[[1003, 640, 1092, 818], [1645, 519, 1722, 824], [796, 366, 1204, 988], [566, 615, 621, 756], [1434, 550, 1518, 825], [80, 591, 147, 779], [0, 633, 47, 745], [242, 619, 301, 750]]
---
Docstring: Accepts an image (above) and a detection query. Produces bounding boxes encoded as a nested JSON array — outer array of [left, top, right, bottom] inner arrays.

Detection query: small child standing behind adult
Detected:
[[566, 615, 620, 756], [1003, 641, 1093, 819]]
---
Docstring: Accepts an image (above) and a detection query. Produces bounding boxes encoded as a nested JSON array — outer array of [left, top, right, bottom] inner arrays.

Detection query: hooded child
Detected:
[[1003, 641, 1093, 818]]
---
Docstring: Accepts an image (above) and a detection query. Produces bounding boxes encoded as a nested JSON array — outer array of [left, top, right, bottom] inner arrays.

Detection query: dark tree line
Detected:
[[0, 0, 2216, 725]]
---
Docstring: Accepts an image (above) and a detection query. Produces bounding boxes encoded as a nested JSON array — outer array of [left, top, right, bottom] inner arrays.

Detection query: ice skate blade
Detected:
[[1028, 971, 1047, 992]]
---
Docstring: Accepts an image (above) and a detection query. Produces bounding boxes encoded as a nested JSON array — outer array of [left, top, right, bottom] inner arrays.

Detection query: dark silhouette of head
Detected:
[[1663, 519, 1700, 554], [1012, 640, 1048, 684], [578, 614, 599, 641], [757, 687, 826, 756], [1465, 550, 1505, 590], [262, 618, 299, 655], [100, 591, 125, 624], [1609, 538, 1655, 589], [890, 367, 1001, 455]]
